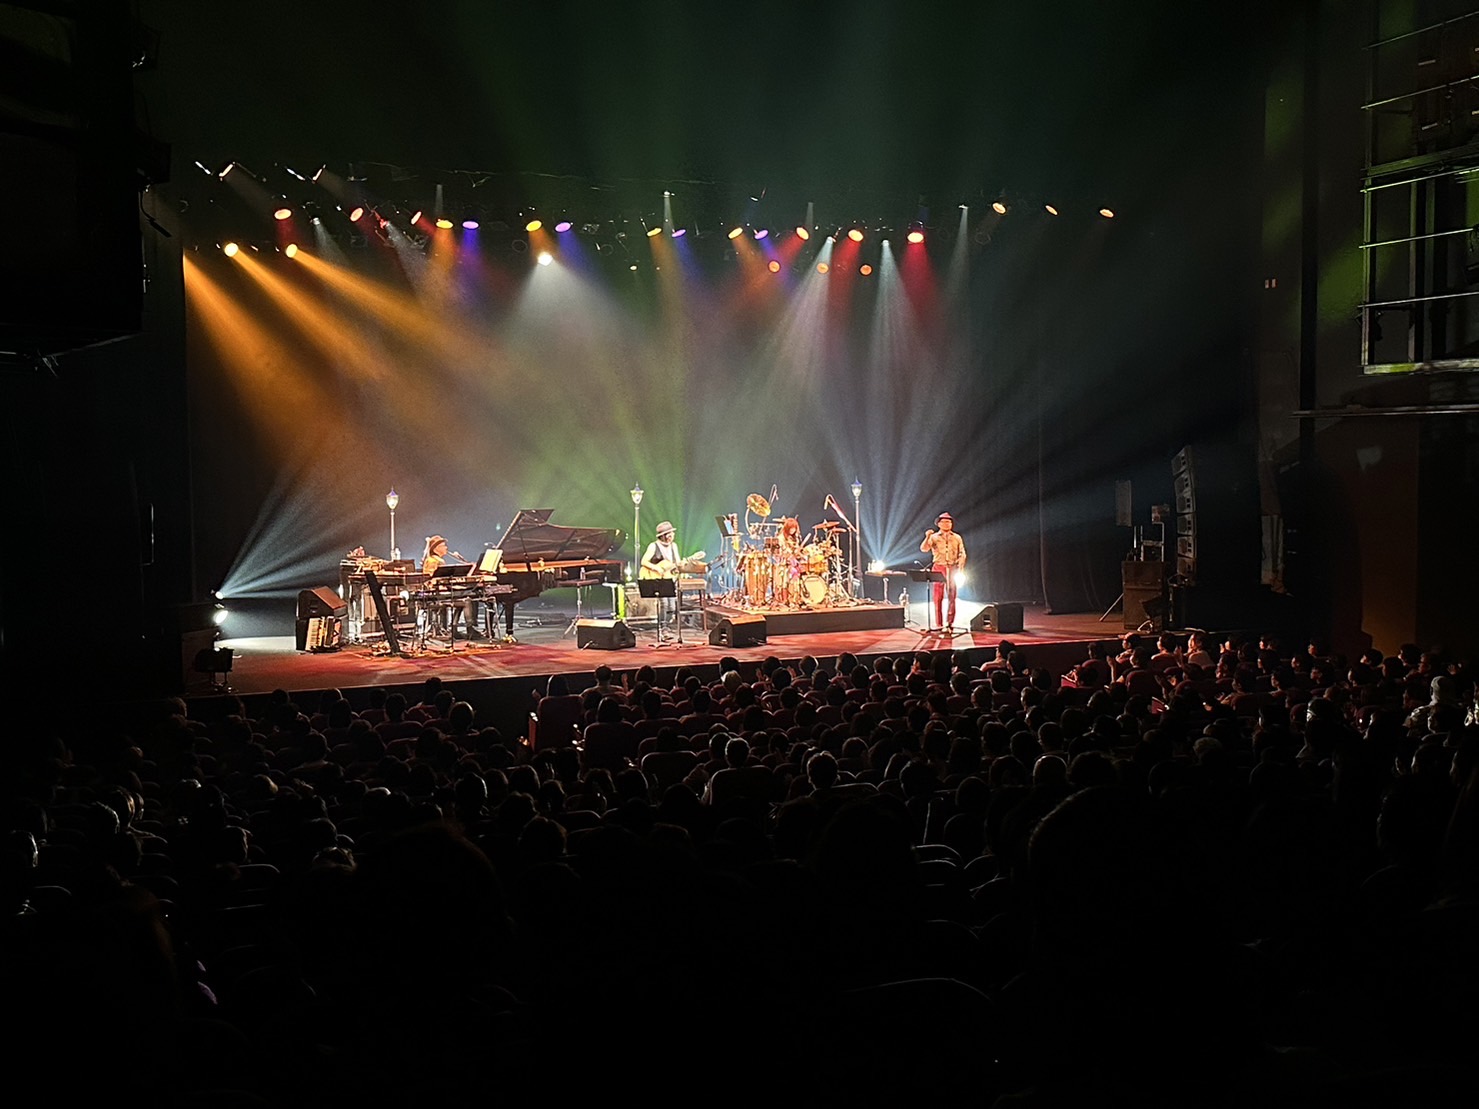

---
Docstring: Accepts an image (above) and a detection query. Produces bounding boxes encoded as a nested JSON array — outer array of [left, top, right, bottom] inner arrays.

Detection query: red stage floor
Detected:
[[208, 599, 1124, 699]]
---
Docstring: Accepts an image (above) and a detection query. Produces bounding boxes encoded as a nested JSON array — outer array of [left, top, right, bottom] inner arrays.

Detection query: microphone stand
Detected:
[[825, 496, 856, 605]]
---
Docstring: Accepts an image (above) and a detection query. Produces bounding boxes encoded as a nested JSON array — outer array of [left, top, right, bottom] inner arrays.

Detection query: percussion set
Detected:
[[718, 490, 854, 610]]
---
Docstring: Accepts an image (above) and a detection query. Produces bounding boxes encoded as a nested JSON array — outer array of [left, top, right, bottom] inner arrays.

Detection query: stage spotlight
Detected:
[[859, 264, 873, 276], [816, 262, 829, 274], [462, 219, 479, 229], [554, 220, 572, 233], [525, 218, 543, 232], [274, 206, 293, 221], [537, 251, 553, 266], [672, 227, 686, 237], [955, 570, 968, 587], [992, 200, 1007, 214], [754, 228, 768, 239], [646, 225, 662, 238], [795, 226, 810, 240], [1099, 207, 1116, 218], [727, 226, 744, 239], [218, 162, 236, 179], [212, 605, 228, 626], [847, 228, 864, 242], [284, 243, 299, 258], [222, 241, 239, 257], [1045, 204, 1059, 216], [906, 229, 925, 244], [348, 205, 365, 222], [410, 210, 423, 225], [629, 263, 638, 271], [767, 260, 781, 273], [435, 217, 454, 229]]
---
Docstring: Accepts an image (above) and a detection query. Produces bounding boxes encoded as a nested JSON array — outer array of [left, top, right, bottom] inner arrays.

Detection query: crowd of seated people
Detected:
[[3, 637, 1478, 1105]]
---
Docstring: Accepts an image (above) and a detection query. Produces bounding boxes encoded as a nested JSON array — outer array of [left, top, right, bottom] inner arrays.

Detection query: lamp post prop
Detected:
[[630, 483, 643, 580], [850, 477, 863, 598], [386, 488, 400, 559]]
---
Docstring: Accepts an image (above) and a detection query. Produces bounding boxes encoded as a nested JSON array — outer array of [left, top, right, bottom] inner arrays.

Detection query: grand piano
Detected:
[[481, 509, 626, 637]]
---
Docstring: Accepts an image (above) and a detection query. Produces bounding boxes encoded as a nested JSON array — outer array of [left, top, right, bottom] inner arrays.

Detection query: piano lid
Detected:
[[494, 508, 625, 566]]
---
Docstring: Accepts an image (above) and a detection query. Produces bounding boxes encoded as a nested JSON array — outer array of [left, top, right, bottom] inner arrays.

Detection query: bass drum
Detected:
[[799, 574, 827, 607]]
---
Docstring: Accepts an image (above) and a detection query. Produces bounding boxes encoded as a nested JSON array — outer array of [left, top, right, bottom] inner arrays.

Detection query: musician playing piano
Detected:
[[421, 534, 483, 639], [640, 521, 681, 630]]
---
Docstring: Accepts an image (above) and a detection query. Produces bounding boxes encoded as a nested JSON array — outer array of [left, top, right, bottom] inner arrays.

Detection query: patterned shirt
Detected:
[[921, 530, 967, 569]]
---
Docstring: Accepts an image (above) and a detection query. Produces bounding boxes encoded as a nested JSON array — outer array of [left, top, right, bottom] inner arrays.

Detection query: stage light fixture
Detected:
[[222, 241, 239, 257], [273, 206, 293, 221], [727, 226, 744, 239], [537, 251, 553, 265], [992, 200, 1007, 214], [1099, 207, 1115, 218], [1045, 204, 1059, 216], [847, 228, 864, 242], [795, 226, 810, 240], [672, 227, 686, 237], [767, 260, 781, 273], [435, 217, 454, 229], [525, 218, 543, 232], [859, 264, 873, 275], [218, 162, 236, 179], [410, 210, 423, 225], [462, 219, 479, 229], [212, 605, 228, 626], [816, 262, 829, 274], [284, 243, 299, 258], [554, 220, 572, 233], [906, 229, 925, 243], [754, 228, 768, 239], [348, 206, 365, 222], [646, 225, 662, 238], [629, 263, 638, 271]]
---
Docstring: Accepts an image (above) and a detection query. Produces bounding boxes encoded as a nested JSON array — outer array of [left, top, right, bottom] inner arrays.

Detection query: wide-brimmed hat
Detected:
[[426, 534, 447, 548], [656, 521, 675, 537], [936, 512, 953, 523]]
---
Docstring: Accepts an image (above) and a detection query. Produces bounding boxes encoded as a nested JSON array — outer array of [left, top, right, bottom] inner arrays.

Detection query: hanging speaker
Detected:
[[708, 614, 767, 647], [576, 619, 636, 650]]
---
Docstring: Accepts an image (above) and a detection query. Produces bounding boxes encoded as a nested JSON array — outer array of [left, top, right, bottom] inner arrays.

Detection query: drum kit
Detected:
[[723, 490, 854, 610]]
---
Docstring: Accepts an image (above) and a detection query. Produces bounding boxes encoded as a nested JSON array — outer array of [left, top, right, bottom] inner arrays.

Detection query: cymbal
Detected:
[[747, 492, 771, 517], [813, 521, 842, 529]]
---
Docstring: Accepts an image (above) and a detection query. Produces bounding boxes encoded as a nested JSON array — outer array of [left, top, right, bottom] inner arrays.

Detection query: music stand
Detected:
[[908, 568, 946, 635], [638, 577, 677, 645]]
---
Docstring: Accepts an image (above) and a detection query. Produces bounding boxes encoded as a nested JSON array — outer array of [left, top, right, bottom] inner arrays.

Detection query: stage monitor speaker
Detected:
[[709, 614, 767, 647], [1123, 560, 1168, 630], [298, 587, 347, 619], [576, 619, 635, 650], [970, 602, 1024, 634]]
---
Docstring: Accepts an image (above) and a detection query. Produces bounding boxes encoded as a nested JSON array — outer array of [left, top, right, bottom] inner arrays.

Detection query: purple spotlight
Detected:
[[554, 220, 572, 233], [754, 228, 769, 239], [672, 227, 687, 238], [462, 219, 479, 230]]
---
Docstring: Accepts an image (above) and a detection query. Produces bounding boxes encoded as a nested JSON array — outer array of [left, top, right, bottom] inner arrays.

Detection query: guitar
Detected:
[[639, 550, 708, 579]]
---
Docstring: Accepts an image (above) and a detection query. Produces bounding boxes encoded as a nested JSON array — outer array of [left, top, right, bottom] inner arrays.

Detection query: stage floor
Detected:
[[208, 597, 1126, 698]]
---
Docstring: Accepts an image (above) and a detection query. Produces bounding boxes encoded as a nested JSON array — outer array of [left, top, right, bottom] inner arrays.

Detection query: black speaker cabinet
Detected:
[[576, 619, 636, 650], [298, 586, 347, 619], [970, 602, 1025, 634], [1122, 560, 1168, 630], [708, 614, 767, 647]]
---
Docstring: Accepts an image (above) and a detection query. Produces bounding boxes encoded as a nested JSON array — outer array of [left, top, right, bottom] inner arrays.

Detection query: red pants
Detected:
[[932, 564, 957, 628]]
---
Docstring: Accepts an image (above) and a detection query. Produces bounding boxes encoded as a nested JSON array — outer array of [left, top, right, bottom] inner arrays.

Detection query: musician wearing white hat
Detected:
[[920, 512, 966, 631], [641, 521, 681, 630]]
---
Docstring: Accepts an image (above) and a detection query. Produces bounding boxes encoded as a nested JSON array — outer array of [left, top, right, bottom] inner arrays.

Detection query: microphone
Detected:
[[451, 551, 467, 562]]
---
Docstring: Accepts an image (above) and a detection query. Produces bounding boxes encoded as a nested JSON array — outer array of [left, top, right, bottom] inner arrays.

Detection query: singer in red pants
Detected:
[[919, 512, 967, 630]]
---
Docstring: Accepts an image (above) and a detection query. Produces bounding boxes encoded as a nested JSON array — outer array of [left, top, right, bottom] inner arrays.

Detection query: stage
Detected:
[[203, 598, 1125, 701]]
